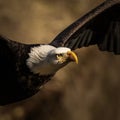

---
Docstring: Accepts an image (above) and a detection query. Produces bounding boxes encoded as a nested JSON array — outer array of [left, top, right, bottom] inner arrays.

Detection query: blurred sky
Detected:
[[0, 0, 103, 43]]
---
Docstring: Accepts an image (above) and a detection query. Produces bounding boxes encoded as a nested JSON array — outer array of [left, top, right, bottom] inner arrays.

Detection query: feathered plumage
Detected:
[[0, 0, 120, 105], [51, 0, 120, 54], [0, 36, 53, 105]]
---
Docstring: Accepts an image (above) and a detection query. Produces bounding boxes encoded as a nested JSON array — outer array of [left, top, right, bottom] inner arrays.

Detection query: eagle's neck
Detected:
[[26, 45, 57, 75]]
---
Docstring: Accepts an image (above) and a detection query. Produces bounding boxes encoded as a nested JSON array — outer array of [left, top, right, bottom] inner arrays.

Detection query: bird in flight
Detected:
[[0, 0, 120, 105]]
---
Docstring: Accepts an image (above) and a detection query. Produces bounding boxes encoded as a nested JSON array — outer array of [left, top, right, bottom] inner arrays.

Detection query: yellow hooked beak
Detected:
[[67, 51, 78, 64]]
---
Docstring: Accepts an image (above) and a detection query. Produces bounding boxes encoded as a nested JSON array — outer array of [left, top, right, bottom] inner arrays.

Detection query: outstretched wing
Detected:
[[50, 0, 120, 54]]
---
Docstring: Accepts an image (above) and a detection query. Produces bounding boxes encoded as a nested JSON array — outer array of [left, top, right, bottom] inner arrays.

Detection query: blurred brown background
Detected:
[[0, 0, 120, 120]]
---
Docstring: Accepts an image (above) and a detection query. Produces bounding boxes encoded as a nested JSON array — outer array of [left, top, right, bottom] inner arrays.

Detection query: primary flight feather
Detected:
[[0, 0, 120, 105]]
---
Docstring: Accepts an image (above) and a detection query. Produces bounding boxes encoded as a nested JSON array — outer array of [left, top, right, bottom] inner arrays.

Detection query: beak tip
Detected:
[[67, 51, 78, 64], [76, 60, 79, 64]]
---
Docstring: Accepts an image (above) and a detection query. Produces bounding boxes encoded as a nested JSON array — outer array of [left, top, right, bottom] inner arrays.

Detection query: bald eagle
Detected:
[[0, 0, 120, 105]]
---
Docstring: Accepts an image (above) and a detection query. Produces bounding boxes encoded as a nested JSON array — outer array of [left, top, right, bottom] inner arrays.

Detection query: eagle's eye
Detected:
[[57, 54, 63, 57], [56, 53, 64, 59]]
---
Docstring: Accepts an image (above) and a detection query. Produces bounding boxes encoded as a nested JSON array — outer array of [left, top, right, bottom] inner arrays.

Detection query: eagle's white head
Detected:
[[26, 45, 78, 75]]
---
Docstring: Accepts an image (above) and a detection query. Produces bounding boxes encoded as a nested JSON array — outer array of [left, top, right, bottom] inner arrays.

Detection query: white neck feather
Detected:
[[26, 45, 56, 75]]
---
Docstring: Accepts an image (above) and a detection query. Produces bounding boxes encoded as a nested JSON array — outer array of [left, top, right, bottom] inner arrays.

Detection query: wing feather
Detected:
[[50, 0, 120, 54]]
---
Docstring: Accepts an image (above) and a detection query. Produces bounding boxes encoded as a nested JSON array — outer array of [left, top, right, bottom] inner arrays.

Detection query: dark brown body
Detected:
[[0, 36, 53, 105]]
